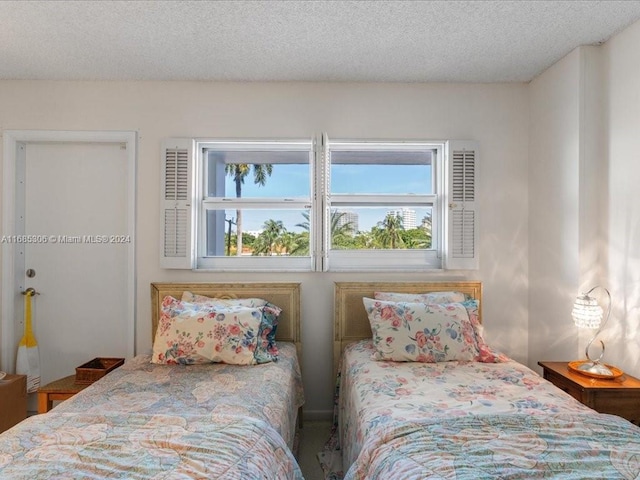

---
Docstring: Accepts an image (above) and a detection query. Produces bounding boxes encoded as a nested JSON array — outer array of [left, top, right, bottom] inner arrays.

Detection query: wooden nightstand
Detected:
[[37, 375, 89, 414], [538, 361, 640, 426], [0, 374, 27, 432]]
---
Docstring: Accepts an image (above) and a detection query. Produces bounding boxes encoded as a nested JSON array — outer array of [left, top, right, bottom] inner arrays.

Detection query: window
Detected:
[[160, 136, 478, 271], [198, 140, 313, 271], [324, 138, 441, 270]]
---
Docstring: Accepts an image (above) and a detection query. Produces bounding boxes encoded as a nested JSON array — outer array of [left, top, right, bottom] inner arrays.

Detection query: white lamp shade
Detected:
[[572, 293, 603, 329]]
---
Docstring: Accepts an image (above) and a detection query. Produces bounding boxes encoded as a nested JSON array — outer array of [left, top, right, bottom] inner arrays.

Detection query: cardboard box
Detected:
[[75, 357, 124, 385], [0, 374, 27, 433]]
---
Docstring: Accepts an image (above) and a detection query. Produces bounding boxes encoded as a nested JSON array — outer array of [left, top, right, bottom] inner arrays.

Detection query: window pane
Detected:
[[205, 208, 310, 257], [330, 207, 432, 250], [206, 150, 310, 198], [330, 149, 433, 195]]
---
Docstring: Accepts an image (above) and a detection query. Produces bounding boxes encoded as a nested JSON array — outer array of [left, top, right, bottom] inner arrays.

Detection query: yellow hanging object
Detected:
[[16, 290, 40, 393], [19, 291, 37, 348]]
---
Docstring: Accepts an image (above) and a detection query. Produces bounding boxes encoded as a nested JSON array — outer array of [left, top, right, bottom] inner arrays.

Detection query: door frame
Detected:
[[1, 130, 137, 373]]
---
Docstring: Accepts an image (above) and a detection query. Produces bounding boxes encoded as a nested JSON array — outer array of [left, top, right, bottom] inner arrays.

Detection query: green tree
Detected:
[[294, 210, 355, 253], [225, 163, 273, 255], [399, 227, 431, 249], [330, 211, 355, 249], [279, 231, 300, 256], [292, 212, 312, 255], [374, 213, 405, 249], [253, 219, 286, 256]]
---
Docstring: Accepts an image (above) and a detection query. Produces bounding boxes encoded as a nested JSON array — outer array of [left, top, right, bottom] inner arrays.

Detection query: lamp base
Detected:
[[568, 360, 624, 379], [578, 361, 614, 376]]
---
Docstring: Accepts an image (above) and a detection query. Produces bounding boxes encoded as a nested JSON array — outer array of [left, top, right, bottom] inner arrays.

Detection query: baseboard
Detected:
[[302, 409, 333, 422]]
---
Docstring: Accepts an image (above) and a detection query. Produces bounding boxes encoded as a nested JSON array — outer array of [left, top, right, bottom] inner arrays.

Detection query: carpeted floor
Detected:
[[298, 420, 332, 480]]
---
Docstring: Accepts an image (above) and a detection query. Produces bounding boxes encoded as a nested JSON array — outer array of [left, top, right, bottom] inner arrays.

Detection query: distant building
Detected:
[[388, 208, 417, 230], [336, 210, 359, 235]]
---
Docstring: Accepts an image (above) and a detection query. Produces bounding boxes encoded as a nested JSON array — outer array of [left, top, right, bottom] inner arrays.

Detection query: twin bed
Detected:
[[2, 280, 640, 479], [323, 281, 640, 479], [0, 282, 305, 479]]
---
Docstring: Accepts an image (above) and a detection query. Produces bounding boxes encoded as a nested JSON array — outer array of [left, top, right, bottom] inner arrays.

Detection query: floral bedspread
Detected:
[[347, 412, 640, 479], [320, 340, 640, 479], [0, 342, 304, 479]]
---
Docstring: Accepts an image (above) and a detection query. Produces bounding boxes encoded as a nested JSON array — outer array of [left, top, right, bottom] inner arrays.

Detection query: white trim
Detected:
[[1, 130, 137, 373], [329, 249, 441, 271], [196, 139, 312, 150], [330, 194, 436, 205], [196, 256, 313, 272], [195, 138, 314, 271], [444, 140, 479, 270], [204, 198, 311, 208], [325, 138, 445, 271], [319, 133, 330, 271], [160, 138, 194, 269]]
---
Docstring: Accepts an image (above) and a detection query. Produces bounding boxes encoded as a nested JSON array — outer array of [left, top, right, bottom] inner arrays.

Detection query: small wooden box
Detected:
[[0, 374, 27, 432], [75, 357, 124, 385]]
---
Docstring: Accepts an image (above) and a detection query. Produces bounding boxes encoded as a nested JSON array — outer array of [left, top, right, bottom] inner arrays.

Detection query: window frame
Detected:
[[194, 139, 315, 271], [159, 136, 477, 272], [322, 138, 445, 271]]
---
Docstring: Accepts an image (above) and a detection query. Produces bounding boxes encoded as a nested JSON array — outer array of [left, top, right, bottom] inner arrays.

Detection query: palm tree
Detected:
[[375, 213, 405, 249], [294, 210, 355, 253], [225, 163, 273, 255], [253, 219, 285, 256], [279, 231, 299, 256], [293, 212, 312, 255], [330, 211, 355, 248]]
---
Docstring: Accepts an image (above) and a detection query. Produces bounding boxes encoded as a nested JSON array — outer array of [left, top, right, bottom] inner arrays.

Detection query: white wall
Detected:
[[529, 18, 640, 376], [0, 81, 529, 418], [602, 20, 640, 375], [528, 49, 580, 367]]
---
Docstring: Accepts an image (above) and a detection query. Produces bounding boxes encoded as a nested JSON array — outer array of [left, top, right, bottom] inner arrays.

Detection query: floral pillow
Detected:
[[253, 303, 281, 363], [180, 291, 280, 363], [363, 297, 480, 362], [152, 296, 267, 365], [459, 299, 508, 363], [374, 291, 469, 304]]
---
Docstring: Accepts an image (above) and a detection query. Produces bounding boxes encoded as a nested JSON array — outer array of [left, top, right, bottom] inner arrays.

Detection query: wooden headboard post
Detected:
[[333, 281, 482, 378]]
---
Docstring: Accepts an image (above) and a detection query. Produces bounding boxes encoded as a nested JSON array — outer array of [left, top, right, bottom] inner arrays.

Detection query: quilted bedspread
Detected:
[[347, 412, 640, 479], [0, 342, 304, 479], [321, 340, 640, 480]]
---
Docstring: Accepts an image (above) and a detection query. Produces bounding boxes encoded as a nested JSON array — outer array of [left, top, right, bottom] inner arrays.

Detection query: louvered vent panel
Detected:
[[165, 148, 189, 201], [452, 150, 475, 202], [164, 209, 188, 257], [452, 210, 475, 258]]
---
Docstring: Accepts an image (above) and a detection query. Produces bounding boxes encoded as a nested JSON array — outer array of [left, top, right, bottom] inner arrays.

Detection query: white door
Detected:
[[1, 131, 135, 409]]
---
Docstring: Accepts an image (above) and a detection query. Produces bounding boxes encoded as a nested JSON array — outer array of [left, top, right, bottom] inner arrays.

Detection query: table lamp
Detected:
[[571, 286, 616, 377]]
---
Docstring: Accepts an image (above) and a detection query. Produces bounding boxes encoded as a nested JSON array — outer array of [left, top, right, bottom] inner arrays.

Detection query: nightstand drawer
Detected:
[[591, 391, 640, 425], [539, 361, 640, 426]]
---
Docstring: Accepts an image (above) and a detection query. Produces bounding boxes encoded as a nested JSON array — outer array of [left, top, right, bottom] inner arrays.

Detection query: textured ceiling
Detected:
[[2, 0, 640, 83]]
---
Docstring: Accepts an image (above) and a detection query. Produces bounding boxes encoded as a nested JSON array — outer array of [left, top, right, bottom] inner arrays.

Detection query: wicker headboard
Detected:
[[151, 282, 302, 357], [334, 281, 482, 377]]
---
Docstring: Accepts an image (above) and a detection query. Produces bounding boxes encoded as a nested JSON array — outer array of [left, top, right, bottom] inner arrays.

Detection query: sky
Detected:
[[222, 163, 433, 233]]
